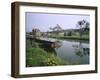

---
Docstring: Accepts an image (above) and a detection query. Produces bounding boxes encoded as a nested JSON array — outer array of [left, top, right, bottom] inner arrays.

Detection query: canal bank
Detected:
[[26, 38, 72, 67], [26, 37, 89, 67]]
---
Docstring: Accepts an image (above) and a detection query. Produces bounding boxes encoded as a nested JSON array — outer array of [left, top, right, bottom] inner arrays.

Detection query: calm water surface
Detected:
[[54, 40, 89, 64]]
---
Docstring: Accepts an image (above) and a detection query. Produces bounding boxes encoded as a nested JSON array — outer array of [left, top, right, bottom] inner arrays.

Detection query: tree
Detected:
[[32, 28, 40, 38], [64, 32, 67, 36], [49, 24, 62, 38], [84, 22, 90, 31], [77, 20, 85, 37], [32, 28, 40, 47], [67, 31, 72, 36], [77, 20, 90, 37]]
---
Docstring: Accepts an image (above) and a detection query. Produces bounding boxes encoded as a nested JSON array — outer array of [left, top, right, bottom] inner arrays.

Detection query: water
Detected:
[[54, 40, 89, 65], [37, 37, 89, 65]]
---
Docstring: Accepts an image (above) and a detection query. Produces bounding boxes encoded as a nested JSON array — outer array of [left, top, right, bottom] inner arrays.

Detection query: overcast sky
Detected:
[[26, 12, 90, 32]]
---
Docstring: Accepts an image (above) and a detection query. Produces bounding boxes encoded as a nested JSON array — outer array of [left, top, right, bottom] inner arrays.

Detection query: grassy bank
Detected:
[[51, 35, 89, 41], [26, 40, 79, 67], [26, 39, 72, 67], [26, 47, 71, 67], [58, 36, 89, 40]]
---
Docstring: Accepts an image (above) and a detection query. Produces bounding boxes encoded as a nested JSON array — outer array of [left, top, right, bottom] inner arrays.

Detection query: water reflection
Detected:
[[72, 42, 89, 57], [55, 40, 89, 64], [36, 38, 89, 64]]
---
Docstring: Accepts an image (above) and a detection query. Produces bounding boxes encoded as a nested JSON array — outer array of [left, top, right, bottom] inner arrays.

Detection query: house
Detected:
[[32, 28, 41, 37]]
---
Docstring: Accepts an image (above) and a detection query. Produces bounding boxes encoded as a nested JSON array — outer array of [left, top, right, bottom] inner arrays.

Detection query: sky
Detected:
[[25, 12, 90, 32]]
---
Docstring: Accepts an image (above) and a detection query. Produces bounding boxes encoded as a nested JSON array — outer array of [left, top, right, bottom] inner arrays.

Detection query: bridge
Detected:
[[26, 34, 62, 48], [26, 34, 56, 43]]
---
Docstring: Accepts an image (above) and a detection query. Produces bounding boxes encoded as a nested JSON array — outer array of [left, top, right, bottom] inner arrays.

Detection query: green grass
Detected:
[[26, 36, 83, 67], [50, 35, 89, 41], [58, 36, 89, 40], [26, 47, 70, 67], [26, 39, 72, 67]]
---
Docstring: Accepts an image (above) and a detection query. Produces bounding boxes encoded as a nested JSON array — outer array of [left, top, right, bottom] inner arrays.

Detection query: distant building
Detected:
[[32, 28, 41, 37], [47, 29, 80, 37]]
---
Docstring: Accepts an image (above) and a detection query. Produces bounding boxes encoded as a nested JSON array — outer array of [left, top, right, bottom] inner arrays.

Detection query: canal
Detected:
[[54, 39, 89, 65], [35, 37, 89, 65]]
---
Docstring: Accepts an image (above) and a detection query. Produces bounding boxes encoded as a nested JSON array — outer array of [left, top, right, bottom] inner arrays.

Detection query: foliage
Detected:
[[49, 24, 62, 38], [67, 31, 72, 36], [77, 20, 90, 37], [64, 32, 67, 36], [55, 36, 89, 41]]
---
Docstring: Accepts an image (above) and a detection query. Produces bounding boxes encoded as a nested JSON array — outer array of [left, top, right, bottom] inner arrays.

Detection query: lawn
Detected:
[[49, 32, 89, 41], [57, 35, 89, 40]]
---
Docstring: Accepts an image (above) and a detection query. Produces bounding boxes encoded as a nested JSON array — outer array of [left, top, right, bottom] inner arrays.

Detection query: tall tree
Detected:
[[77, 20, 85, 37], [77, 20, 89, 37]]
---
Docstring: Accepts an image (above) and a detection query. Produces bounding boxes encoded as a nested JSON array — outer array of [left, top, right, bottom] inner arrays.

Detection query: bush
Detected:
[[64, 32, 67, 36], [67, 31, 72, 36]]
